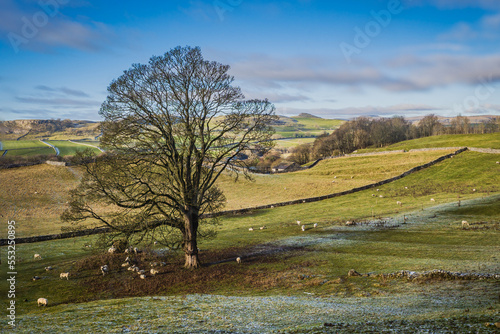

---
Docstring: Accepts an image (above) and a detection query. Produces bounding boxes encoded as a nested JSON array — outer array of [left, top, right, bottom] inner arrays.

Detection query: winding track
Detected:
[[39, 139, 60, 156]]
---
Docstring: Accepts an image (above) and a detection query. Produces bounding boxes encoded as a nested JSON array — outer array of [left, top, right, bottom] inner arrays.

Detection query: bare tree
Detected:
[[62, 46, 277, 269]]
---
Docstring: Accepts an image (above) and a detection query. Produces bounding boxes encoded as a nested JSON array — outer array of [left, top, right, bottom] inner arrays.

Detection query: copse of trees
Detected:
[[311, 115, 499, 158]]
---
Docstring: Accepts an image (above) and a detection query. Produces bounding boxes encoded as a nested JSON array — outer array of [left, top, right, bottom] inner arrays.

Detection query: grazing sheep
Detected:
[[100, 265, 109, 276], [404, 186, 408, 189], [301, 225, 305, 232], [351, 176, 354, 179], [430, 198, 435, 202], [345, 221, 354, 226], [333, 176, 337, 179], [124, 248, 130, 253], [236, 257, 241, 264], [34, 254, 42, 260], [372, 194, 375, 197], [461, 220, 470, 228], [37, 298, 48, 307], [297, 221, 301, 226], [127, 266, 136, 271], [60, 272, 69, 280], [260, 226, 266, 230], [125, 256, 131, 263], [248, 227, 254, 231], [45, 266, 53, 271], [154, 241, 158, 245], [376, 189, 380, 192], [138, 269, 146, 275], [32, 276, 40, 281], [121, 262, 129, 267], [472, 189, 476, 192], [396, 201, 402, 206], [379, 195, 384, 198], [108, 246, 116, 254], [313, 223, 318, 228], [84, 244, 92, 248], [139, 274, 146, 279], [150, 268, 159, 275], [150, 262, 159, 267], [133, 247, 142, 254], [496, 161, 499, 164]]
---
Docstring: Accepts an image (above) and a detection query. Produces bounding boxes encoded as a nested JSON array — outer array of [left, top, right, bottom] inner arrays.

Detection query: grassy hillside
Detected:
[[1, 161, 498, 331], [217, 149, 457, 210], [358, 133, 500, 153]]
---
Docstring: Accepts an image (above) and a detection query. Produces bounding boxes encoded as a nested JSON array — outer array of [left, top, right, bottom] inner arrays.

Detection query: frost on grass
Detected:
[[8, 293, 497, 333]]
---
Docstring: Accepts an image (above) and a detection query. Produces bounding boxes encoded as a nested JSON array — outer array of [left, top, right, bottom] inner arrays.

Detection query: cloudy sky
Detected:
[[1, 0, 499, 121]]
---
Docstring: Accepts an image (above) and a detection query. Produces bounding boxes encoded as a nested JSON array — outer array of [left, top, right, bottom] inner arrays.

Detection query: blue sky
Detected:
[[1, 0, 499, 121]]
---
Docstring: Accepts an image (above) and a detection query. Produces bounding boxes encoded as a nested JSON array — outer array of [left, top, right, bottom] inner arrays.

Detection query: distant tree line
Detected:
[[286, 115, 499, 163]]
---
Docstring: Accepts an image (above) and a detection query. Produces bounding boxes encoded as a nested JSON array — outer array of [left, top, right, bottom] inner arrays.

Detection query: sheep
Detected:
[[32, 276, 41, 281], [133, 247, 142, 254], [496, 161, 499, 164], [34, 254, 42, 260], [45, 266, 53, 271], [139, 274, 146, 279], [396, 201, 402, 206], [60, 272, 69, 280], [100, 265, 109, 276], [236, 257, 241, 264], [461, 220, 470, 228], [379, 195, 384, 198], [301, 225, 305, 232], [150, 262, 159, 267], [297, 221, 301, 226], [260, 226, 266, 230], [84, 244, 92, 248], [248, 227, 254, 231], [125, 256, 131, 263], [150, 268, 159, 275], [351, 176, 354, 179], [108, 246, 116, 254], [154, 241, 158, 245], [376, 189, 380, 192], [37, 298, 48, 307], [345, 221, 354, 226], [121, 262, 129, 267], [472, 189, 476, 192], [404, 186, 408, 189], [138, 269, 146, 275], [313, 223, 318, 228], [430, 198, 435, 202], [127, 266, 136, 271]]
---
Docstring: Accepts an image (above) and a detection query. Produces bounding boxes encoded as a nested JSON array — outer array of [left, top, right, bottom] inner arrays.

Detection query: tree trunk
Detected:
[[183, 208, 200, 269]]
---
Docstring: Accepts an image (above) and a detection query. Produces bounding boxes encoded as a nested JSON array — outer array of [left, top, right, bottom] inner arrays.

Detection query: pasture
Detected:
[[0, 139, 499, 332]]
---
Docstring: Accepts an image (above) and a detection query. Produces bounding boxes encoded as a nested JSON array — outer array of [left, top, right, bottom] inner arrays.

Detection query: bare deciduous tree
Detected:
[[62, 46, 277, 269]]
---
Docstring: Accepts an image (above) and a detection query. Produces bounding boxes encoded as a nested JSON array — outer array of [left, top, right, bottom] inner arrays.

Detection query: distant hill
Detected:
[[0, 119, 100, 140]]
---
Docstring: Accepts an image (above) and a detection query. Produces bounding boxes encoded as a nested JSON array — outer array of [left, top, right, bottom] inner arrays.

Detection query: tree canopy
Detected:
[[62, 46, 277, 268]]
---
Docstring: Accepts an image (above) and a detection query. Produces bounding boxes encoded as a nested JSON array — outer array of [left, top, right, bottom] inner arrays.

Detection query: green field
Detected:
[[0, 134, 499, 333]]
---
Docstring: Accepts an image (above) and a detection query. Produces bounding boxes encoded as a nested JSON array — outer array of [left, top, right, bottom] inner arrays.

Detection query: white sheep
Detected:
[[121, 262, 129, 267], [461, 220, 470, 228], [150, 262, 159, 267], [154, 241, 158, 245], [60, 272, 69, 280], [379, 195, 384, 198], [125, 256, 131, 263], [108, 246, 116, 254], [346, 221, 354, 226], [301, 225, 305, 232], [127, 266, 136, 271], [430, 198, 435, 202], [260, 226, 266, 230], [496, 161, 499, 164], [45, 266, 53, 271], [404, 186, 408, 189], [37, 298, 48, 307], [472, 189, 476, 192], [34, 254, 42, 260], [297, 221, 301, 225], [32, 276, 41, 281], [396, 201, 402, 206], [236, 257, 241, 264], [313, 223, 318, 228], [150, 268, 159, 275], [138, 269, 146, 275], [248, 227, 254, 231], [139, 274, 146, 279], [100, 265, 109, 276]]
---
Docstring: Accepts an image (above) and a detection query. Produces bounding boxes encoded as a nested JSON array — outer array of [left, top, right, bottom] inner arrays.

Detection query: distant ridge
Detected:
[[296, 113, 321, 118]]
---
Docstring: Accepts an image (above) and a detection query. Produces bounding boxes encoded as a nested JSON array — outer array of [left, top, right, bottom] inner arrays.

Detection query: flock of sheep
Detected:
[[33, 254, 70, 307]]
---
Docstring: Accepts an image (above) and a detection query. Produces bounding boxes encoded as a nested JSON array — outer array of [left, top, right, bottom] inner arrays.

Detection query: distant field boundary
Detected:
[[0, 148, 472, 245]]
